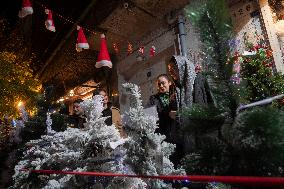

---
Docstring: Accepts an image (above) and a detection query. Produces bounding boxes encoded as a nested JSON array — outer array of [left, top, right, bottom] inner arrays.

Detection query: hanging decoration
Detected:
[[136, 46, 145, 61], [149, 46, 156, 57], [76, 26, 89, 52], [17, 1, 165, 59], [45, 9, 56, 32], [18, 0, 33, 18], [138, 46, 145, 55], [127, 42, 133, 55], [113, 43, 119, 54], [96, 34, 113, 68]]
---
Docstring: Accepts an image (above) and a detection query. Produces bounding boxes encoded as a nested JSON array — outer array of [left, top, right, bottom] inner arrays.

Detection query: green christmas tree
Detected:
[[0, 20, 41, 118], [181, 1, 284, 188]]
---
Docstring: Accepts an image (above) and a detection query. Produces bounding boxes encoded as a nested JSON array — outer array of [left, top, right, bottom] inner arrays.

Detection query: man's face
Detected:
[[73, 102, 84, 115], [99, 91, 109, 105]]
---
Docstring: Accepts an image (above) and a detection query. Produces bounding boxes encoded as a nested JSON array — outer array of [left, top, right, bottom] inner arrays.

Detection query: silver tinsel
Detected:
[[171, 55, 196, 108]]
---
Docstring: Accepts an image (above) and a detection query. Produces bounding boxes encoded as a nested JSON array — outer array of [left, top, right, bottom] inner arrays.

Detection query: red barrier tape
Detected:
[[20, 169, 284, 186]]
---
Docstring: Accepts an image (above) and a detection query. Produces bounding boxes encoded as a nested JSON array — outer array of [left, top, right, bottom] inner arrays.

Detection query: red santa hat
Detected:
[[18, 0, 33, 18], [150, 46, 156, 57], [76, 26, 89, 52], [45, 9, 55, 32], [95, 34, 112, 68]]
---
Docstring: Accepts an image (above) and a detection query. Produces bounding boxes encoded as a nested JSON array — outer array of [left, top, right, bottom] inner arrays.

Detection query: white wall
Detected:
[[116, 17, 202, 113], [229, 0, 264, 53]]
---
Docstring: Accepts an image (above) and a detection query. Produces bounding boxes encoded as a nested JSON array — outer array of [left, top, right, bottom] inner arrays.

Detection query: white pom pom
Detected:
[[100, 33, 105, 38], [77, 25, 81, 30], [45, 9, 49, 14]]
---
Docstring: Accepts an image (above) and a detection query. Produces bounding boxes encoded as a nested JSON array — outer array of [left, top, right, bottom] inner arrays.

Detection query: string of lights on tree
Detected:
[[18, 0, 156, 60]]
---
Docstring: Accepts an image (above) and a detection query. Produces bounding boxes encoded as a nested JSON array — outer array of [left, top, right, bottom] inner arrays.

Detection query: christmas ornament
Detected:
[[113, 43, 119, 54], [149, 46, 156, 57], [76, 26, 89, 52], [138, 46, 144, 55], [136, 46, 145, 61], [230, 73, 241, 84], [45, 9, 56, 32], [127, 42, 133, 55], [18, 0, 33, 18], [96, 34, 112, 68]]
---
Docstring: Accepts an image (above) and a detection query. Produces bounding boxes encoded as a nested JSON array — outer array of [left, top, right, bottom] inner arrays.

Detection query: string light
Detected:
[[17, 101, 23, 108]]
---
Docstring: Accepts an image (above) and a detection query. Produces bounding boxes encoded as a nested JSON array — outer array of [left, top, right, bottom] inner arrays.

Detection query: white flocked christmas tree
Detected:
[[121, 83, 185, 189], [11, 83, 183, 189]]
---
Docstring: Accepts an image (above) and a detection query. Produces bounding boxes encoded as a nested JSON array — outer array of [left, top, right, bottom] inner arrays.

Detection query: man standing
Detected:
[[94, 89, 125, 137], [72, 99, 86, 128]]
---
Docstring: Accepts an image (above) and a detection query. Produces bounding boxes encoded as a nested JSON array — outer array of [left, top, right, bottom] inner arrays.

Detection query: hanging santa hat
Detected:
[[150, 46, 156, 57], [137, 46, 145, 61], [96, 34, 112, 68], [18, 0, 33, 18], [76, 26, 89, 52], [45, 9, 55, 32], [138, 46, 145, 55], [127, 42, 133, 55]]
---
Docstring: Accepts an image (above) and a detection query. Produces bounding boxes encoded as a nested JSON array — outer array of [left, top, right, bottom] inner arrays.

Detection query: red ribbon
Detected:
[[20, 169, 284, 186]]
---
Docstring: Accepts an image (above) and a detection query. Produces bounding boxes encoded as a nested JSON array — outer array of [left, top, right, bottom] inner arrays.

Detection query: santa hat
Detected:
[[76, 26, 89, 52], [95, 34, 112, 68], [150, 46, 156, 57], [45, 9, 55, 32], [18, 0, 33, 18]]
